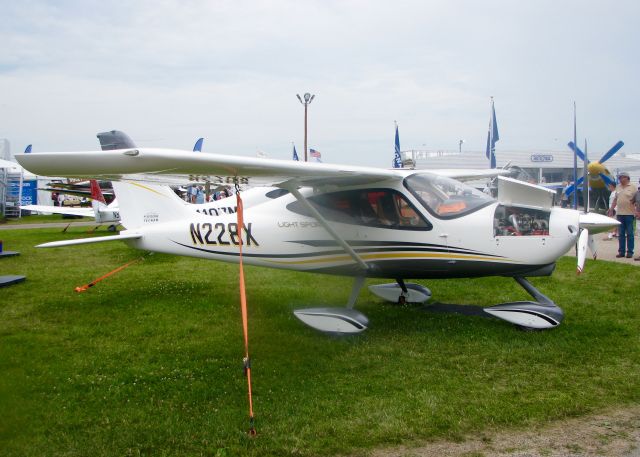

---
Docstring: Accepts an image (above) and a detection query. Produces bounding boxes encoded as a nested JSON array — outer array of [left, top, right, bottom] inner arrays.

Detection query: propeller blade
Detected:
[[564, 176, 585, 197], [577, 229, 589, 275], [568, 141, 586, 162], [588, 234, 597, 260], [598, 172, 615, 187], [598, 140, 624, 164]]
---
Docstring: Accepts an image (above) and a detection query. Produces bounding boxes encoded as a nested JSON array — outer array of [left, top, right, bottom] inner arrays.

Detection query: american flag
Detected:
[[310, 148, 322, 162]]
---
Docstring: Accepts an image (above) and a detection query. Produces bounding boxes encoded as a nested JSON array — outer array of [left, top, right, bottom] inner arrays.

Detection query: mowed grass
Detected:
[[1, 214, 91, 225], [0, 226, 639, 456]]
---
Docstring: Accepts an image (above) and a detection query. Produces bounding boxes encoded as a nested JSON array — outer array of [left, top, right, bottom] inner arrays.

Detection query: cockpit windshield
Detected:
[[404, 173, 495, 219]]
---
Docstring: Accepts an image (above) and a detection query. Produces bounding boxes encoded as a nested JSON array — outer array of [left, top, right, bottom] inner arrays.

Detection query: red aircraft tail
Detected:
[[90, 180, 107, 205]]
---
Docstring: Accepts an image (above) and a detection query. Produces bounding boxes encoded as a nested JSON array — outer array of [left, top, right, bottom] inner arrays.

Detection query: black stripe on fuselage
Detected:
[[289, 239, 503, 257], [169, 239, 551, 279], [172, 240, 506, 260]]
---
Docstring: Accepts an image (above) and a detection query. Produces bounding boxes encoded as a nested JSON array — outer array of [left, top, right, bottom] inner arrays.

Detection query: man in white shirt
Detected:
[[611, 172, 637, 258]]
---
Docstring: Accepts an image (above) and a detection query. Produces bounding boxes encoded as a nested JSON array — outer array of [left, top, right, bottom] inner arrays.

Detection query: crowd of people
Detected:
[[183, 185, 235, 204]]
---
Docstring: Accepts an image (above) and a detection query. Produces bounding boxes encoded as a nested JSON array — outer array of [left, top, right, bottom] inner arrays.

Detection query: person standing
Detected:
[[605, 182, 618, 240], [561, 181, 570, 208], [195, 186, 205, 204], [633, 188, 640, 261], [611, 172, 637, 258]]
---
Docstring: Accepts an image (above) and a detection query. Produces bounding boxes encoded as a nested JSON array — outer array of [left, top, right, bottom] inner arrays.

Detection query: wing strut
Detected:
[[287, 186, 368, 271]]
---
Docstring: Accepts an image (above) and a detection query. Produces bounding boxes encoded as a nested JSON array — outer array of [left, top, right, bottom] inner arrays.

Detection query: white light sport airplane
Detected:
[[15, 148, 618, 334]]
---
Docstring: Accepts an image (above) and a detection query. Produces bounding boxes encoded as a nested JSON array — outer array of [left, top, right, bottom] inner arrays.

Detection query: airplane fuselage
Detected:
[[122, 179, 580, 280]]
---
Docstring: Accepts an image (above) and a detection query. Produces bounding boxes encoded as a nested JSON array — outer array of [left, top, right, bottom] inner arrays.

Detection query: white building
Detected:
[[404, 148, 640, 185]]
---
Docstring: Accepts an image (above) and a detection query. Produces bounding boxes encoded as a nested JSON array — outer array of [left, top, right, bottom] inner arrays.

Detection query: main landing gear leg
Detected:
[[484, 277, 564, 330], [347, 276, 366, 309]]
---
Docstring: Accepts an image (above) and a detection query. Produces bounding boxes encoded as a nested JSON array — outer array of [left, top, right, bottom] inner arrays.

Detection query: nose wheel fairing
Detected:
[[368, 281, 432, 304]]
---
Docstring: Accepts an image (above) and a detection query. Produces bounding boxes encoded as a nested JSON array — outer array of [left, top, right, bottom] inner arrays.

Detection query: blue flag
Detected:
[[485, 100, 499, 168], [393, 124, 403, 168], [292, 144, 299, 161], [193, 138, 204, 152]]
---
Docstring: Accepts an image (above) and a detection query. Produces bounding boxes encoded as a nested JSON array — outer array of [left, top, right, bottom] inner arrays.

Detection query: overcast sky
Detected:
[[1, 0, 638, 167]]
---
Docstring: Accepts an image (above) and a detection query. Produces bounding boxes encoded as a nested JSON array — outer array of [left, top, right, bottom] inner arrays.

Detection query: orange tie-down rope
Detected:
[[236, 187, 257, 436], [74, 255, 147, 292]]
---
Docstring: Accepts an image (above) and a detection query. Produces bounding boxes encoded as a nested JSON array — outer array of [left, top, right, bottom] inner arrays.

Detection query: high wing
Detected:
[[15, 148, 507, 187], [431, 168, 510, 181], [20, 204, 94, 218]]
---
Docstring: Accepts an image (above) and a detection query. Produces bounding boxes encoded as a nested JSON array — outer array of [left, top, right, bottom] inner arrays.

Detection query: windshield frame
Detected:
[[403, 172, 496, 220]]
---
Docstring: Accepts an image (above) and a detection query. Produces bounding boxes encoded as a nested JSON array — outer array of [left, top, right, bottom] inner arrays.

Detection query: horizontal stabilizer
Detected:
[[37, 232, 141, 248]]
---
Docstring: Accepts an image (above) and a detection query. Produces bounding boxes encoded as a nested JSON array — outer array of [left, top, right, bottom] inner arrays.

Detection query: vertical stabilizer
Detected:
[[111, 181, 192, 229], [90, 179, 109, 221], [90, 180, 107, 205], [97, 130, 136, 150]]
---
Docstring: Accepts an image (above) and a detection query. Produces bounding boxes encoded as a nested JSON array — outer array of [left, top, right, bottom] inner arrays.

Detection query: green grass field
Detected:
[[1, 225, 639, 456], [1, 214, 91, 225]]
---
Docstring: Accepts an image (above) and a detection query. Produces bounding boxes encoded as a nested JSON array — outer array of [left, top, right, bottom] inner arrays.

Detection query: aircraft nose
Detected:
[[579, 212, 620, 234]]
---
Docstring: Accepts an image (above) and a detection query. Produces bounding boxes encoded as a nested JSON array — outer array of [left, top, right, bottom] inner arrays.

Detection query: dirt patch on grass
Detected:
[[366, 406, 640, 457]]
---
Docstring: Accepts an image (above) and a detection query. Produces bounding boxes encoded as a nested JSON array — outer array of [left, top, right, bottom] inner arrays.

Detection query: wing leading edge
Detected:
[[15, 148, 507, 188]]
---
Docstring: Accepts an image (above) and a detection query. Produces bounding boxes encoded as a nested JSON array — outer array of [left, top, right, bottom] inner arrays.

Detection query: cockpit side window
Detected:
[[404, 173, 495, 219], [286, 189, 432, 230]]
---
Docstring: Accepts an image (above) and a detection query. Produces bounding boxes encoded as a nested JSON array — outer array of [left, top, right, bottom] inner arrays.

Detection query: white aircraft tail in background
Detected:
[[21, 179, 120, 225]]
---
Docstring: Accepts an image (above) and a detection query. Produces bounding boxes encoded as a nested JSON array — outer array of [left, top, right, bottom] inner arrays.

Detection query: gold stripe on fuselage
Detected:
[[128, 181, 172, 197], [267, 251, 515, 266]]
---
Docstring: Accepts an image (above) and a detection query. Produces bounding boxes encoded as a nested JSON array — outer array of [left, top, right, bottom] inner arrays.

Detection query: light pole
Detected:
[[459, 139, 465, 153], [296, 92, 315, 161]]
